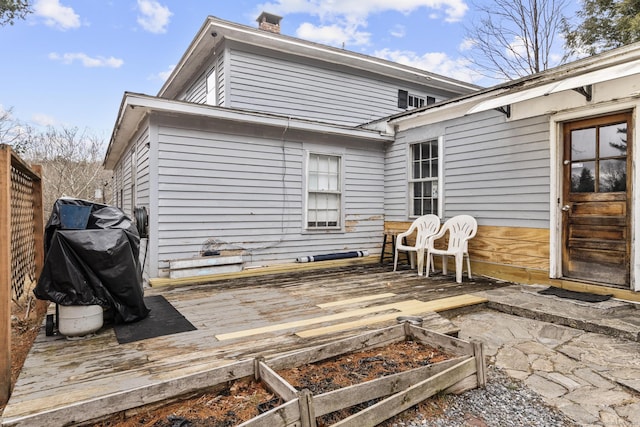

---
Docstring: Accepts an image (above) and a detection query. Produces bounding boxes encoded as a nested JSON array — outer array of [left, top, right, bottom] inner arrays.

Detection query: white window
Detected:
[[409, 139, 441, 217], [306, 153, 342, 229], [206, 68, 216, 105]]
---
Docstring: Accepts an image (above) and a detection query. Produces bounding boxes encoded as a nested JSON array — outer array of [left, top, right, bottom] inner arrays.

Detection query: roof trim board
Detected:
[[466, 60, 640, 115], [104, 93, 394, 170], [158, 16, 481, 99]]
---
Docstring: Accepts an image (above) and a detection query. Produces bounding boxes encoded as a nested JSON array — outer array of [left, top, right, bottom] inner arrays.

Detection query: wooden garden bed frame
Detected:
[[242, 322, 485, 427], [6, 323, 484, 426]]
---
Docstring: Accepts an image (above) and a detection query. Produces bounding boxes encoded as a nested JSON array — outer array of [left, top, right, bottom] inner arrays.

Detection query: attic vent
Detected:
[[257, 11, 282, 34]]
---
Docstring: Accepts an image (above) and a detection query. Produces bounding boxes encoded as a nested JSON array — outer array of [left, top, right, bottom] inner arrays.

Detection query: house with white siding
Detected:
[[381, 43, 640, 292], [105, 11, 640, 294], [103, 13, 478, 280]]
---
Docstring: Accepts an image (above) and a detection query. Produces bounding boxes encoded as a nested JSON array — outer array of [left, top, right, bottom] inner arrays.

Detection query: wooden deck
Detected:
[[1, 262, 505, 426]]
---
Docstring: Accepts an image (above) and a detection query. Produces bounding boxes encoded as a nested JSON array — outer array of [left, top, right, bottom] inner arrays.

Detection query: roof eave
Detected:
[[157, 16, 481, 100], [104, 94, 394, 170]]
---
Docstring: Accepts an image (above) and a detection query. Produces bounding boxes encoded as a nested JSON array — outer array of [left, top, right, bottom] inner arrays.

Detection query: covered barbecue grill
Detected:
[[34, 198, 149, 334]]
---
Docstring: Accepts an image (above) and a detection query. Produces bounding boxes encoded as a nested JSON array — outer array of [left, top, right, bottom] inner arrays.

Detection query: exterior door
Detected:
[[562, 112, 632, 286]]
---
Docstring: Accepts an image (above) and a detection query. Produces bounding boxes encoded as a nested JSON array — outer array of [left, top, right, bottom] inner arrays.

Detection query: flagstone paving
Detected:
[[453, 286, 640, 427]]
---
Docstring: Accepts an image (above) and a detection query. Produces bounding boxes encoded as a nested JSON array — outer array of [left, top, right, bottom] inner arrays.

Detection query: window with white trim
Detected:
[[409, 139, 441, 217], [398, 90, 437, 109], [307, 153, 342, 229]]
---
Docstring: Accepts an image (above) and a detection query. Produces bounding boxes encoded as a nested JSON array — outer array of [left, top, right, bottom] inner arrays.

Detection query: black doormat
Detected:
[[538, 287, 612, 303], [114, 295, 197, 344]]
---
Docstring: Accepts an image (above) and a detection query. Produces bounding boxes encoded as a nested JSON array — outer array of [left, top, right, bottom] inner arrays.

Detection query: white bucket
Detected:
[[58, 305, 104, 337]]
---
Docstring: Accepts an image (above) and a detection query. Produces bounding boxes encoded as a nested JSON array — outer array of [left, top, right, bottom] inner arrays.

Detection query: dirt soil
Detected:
[[90, 339, 454, 427]]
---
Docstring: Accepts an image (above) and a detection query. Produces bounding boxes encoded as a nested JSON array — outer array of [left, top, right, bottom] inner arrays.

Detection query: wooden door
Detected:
[[562, 112, 632, 286]]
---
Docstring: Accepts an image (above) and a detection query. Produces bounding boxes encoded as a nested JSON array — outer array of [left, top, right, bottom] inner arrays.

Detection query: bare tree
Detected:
[[22, 126, 110, 217], [0, 106, 31, 154], [464, 0, 569, 80]]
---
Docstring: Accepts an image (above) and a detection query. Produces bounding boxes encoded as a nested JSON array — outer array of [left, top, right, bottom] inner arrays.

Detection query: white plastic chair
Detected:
[[425, 215, 477, 283], [393, 214, 440, 276]]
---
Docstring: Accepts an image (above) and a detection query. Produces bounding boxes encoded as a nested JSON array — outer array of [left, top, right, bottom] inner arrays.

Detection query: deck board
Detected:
[[2, 264, 504, 426]]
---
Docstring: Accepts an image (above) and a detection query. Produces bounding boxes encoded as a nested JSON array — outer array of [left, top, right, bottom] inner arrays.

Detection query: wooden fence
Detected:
[[0, 144, 44, 406]]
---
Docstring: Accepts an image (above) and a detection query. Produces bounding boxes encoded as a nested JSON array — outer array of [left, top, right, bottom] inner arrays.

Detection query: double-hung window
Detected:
[[409, 139, 441, 217], [307, 153, 342, 229]]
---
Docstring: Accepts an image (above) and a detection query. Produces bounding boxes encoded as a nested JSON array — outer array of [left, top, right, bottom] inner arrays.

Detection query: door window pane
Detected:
[[571, 161, 595, 192], [571, 128, 596, 160], [599, 159, 626, 192], [599, 123, 627, 157]]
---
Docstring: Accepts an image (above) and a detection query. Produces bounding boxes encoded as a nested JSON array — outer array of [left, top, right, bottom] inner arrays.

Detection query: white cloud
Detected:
[[375, 48, 482, 83], [148, 64, 176, 81], [33, 0, 80, 30], [458, 38, 475, 52], [506, 36, 528, 59], [31, 113, 57, 127], [49, 52, 124, 68], [257, 0, 466, 50], [390, 24, 406, 38], [137, 0, 172, 34], [256, 0, 468, 23], [296, 22, 371, 46]]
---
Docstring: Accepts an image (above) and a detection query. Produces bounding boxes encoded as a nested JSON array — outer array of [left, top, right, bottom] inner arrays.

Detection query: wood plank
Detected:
[[473, 341, 486, 387], [258, 361, 298, 402], [215, 300, 424, 341], [407, 324, 474, 355], [555, 279, 640, 303], [1, 359, 255, 427], [169, 263, 243, 279], [330, 358, 477, 427], [266, 325, 405, 370], [238, 399, 301, 427], [0, 145, 11, 405], [297, 295, 486, 338], [313, 356, 470, 417], [296, 312, 419, 339], [30, 164, 44, 282], [151, 256, 378, 287], [443, 374, 479, 395], [317, 293, 396, 308], [3, 265, 509, 426]]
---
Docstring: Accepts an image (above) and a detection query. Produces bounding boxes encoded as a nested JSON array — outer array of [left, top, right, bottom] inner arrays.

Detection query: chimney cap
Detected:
[[256, 11, 282, 25]]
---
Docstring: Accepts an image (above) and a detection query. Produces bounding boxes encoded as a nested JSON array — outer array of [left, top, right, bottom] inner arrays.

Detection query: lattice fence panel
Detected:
[[9, 164, 37, 303]]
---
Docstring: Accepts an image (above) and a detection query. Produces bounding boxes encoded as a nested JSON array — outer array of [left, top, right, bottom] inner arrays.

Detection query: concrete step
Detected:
[[472, 284, 640, 342]]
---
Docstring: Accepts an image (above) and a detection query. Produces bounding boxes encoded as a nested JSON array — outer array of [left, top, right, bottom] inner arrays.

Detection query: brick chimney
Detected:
[[256, 12, 282, 34]]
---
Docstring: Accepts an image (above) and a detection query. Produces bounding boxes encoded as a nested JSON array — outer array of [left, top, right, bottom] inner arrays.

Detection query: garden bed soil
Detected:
[[90, 339, 453, 427]]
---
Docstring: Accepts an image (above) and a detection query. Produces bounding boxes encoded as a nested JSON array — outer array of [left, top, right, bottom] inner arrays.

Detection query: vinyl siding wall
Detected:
[[181, 74, 207, 104], [226, 47, 443, 126], [387, 111, 551, 228], [178, 50, 226, 105], [153, 114, 385, 277], [385, 111, 551, 275], [174, 44, 459, 125], [111, 121, 151, 279]]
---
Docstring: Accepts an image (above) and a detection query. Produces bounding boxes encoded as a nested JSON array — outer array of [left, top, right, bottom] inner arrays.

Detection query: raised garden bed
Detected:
[[252, 322, 485, 427], [84, 323, 484, 427]]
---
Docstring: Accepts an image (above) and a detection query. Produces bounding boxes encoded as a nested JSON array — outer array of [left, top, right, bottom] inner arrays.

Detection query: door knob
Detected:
[[561, 204, 571, 211]]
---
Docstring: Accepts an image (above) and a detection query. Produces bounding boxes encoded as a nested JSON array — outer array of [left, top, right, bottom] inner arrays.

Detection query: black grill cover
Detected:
[[34, 198, 149, 323]]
